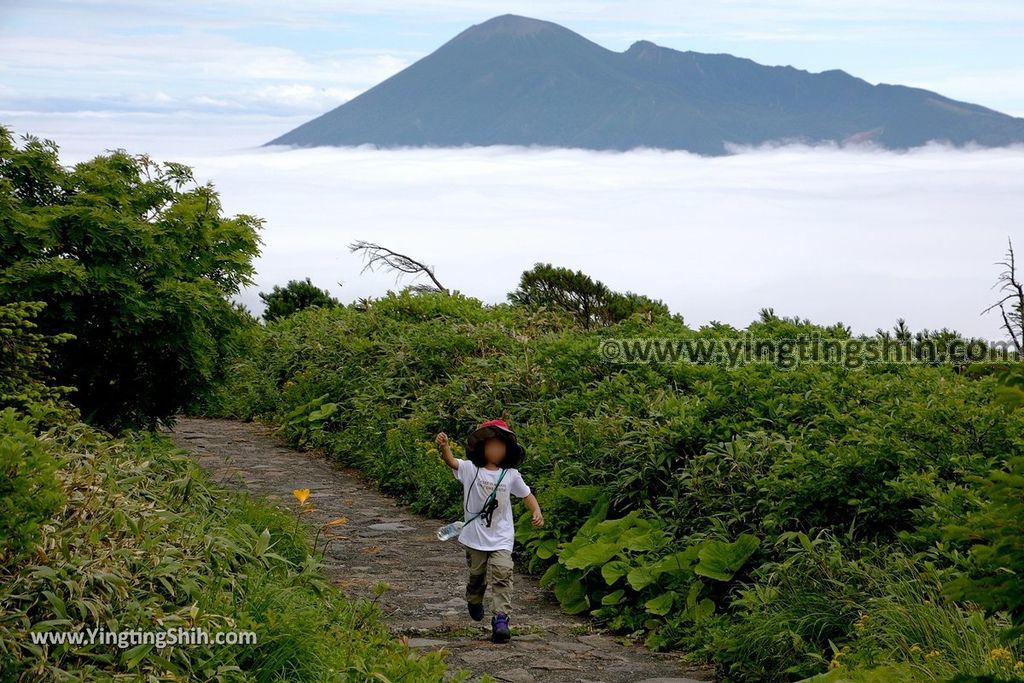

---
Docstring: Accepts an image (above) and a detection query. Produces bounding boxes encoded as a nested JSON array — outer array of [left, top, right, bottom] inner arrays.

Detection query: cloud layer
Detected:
[[155, 143, 1024, 341], [5, 108, 1019, 340]]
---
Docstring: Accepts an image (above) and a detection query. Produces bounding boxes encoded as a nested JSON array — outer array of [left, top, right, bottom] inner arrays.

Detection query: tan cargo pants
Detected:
[[461, 542, 514, 615]]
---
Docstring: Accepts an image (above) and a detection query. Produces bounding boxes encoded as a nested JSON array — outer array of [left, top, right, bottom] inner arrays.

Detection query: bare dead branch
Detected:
[[985, 238, 1024, 352], [348, 240, 448, 294], [998, 303, 1021, 354]]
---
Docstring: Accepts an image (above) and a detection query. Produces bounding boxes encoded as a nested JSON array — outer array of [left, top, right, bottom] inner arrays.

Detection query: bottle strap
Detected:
[[464, 468, 507, 524]]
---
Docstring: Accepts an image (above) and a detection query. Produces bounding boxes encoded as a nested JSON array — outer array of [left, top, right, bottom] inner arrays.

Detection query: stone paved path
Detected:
[[169, 417, 714, 683]]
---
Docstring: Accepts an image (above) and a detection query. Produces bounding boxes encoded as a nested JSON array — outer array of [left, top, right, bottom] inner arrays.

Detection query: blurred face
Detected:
[[483, 437, 507, 466]]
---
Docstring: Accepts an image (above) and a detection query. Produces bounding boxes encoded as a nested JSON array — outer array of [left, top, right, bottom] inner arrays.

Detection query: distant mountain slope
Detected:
[[268, 14, 1024, 155]]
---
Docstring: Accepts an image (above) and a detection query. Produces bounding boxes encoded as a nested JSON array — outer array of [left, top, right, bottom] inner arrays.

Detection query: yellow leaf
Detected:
[[325, 517, 348, 527]]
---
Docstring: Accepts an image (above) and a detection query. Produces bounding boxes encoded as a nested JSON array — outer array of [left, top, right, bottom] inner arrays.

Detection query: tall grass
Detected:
[[0, 413, 456, 681], [836, 559, 1021, 681]]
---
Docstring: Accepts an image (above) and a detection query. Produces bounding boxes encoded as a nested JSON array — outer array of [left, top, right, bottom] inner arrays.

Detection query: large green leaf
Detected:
[[554, 573, 590, 614], [627, 565, 657, 591], [694, 534, 760, 582], [535, 538, 558, 560], [601, 589, 626, 605], [577, 497, 611, 536], [563, 541, 619, 570], [644, 591, 677, 616], [594, 511, 641, 537], [307, 402, 337, 421], [539, 562, 562, 588], [653, 548, 699, 577], [601, 559, 630, 585], [685, 581, 715, 623], [618, 527, 662, 552]]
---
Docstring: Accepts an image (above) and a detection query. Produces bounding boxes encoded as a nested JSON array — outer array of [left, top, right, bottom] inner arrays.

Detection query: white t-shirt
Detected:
[[454, 459, 531, 552]]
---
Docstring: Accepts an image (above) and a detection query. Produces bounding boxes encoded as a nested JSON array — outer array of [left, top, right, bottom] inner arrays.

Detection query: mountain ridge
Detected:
[[268, 14, 1024, 155]]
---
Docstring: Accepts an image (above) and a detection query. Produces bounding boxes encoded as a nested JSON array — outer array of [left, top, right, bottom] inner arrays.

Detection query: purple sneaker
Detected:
[[491, 612, 511, 643], [467, 602, 484, 621]]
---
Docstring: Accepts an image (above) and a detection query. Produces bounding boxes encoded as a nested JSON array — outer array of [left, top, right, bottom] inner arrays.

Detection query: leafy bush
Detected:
[[0, 300, 70, 414], [946, 456, 1024, 640], [509, 262, 673, 328], [260, 277, 339, 322], [0, 301, 69, 565], [0, 128, 262, 429], [0, 409, 62, 565], [1, 130, 453, 681]]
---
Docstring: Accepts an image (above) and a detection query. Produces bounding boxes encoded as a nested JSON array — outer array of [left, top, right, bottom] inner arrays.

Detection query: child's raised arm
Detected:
[[435, 432, 458, 470]]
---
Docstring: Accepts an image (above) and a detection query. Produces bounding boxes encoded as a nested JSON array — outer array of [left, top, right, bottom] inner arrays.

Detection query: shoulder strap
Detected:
[[464, 468, 507, 523]]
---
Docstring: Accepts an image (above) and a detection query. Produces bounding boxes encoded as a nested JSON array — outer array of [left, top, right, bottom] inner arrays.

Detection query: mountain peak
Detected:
[[625, 39, 662, 59], [627, 39, 659, 51], [463, 14, 564, 38]]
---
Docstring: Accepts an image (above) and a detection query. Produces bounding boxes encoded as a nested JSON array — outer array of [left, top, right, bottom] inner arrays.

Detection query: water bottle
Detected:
[[437, 521, 464, 541]]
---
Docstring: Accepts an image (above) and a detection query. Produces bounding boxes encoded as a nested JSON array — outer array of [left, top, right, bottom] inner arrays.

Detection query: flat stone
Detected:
[[368, 522, 415, 531], [393, 618, 444, 632], [494, 668, 535, 683], [405, 637, 449, 648], [576, 635, 613, 646], [587, 650, 630, 662], [527, 658, 579, 671], [458, 649, 510, 665], [505, 641, 550, 652], [425, 597, 466, 611], [550, 639, 593, 652]]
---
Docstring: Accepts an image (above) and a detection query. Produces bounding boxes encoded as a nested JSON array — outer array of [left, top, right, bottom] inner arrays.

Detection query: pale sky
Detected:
[[2, 0, 1023, 154]]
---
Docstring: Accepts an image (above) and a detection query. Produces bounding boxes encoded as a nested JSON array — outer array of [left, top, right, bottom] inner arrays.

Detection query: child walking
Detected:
[[436, 419, 543, 643]]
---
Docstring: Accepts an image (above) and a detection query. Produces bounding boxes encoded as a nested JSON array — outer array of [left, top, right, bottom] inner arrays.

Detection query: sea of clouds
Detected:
[[7, 113, 1023, 341]]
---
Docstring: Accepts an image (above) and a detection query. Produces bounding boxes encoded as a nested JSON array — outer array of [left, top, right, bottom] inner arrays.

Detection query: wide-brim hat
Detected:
[[467, 419, 525, 466]]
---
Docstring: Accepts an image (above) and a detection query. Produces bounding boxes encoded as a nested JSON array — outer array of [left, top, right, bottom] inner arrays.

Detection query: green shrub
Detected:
[[260, 277, 339, 322], [0, 128, 262, 429], [0, 409, 62, 565], [946, 456, 1024, 640], [0, 300, 71, 415]]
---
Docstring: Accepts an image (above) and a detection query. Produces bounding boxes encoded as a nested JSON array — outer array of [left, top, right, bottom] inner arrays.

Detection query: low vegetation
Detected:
[[202, 289, 1024, 682], [0, 405, 452, 681]]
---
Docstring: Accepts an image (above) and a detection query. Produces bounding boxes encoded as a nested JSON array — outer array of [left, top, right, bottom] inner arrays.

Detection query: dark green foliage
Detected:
[[947, 455, 1024, 638], [944, 369, 1024, 640], [0, 301, 68, 565], [205, 288, 1024, 680], [0, 127, 262, 429], [0, 300, 70, 412], [509, 262, 671, 328], [0, 409, 62, 565], [260, 277, 340, 322]]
